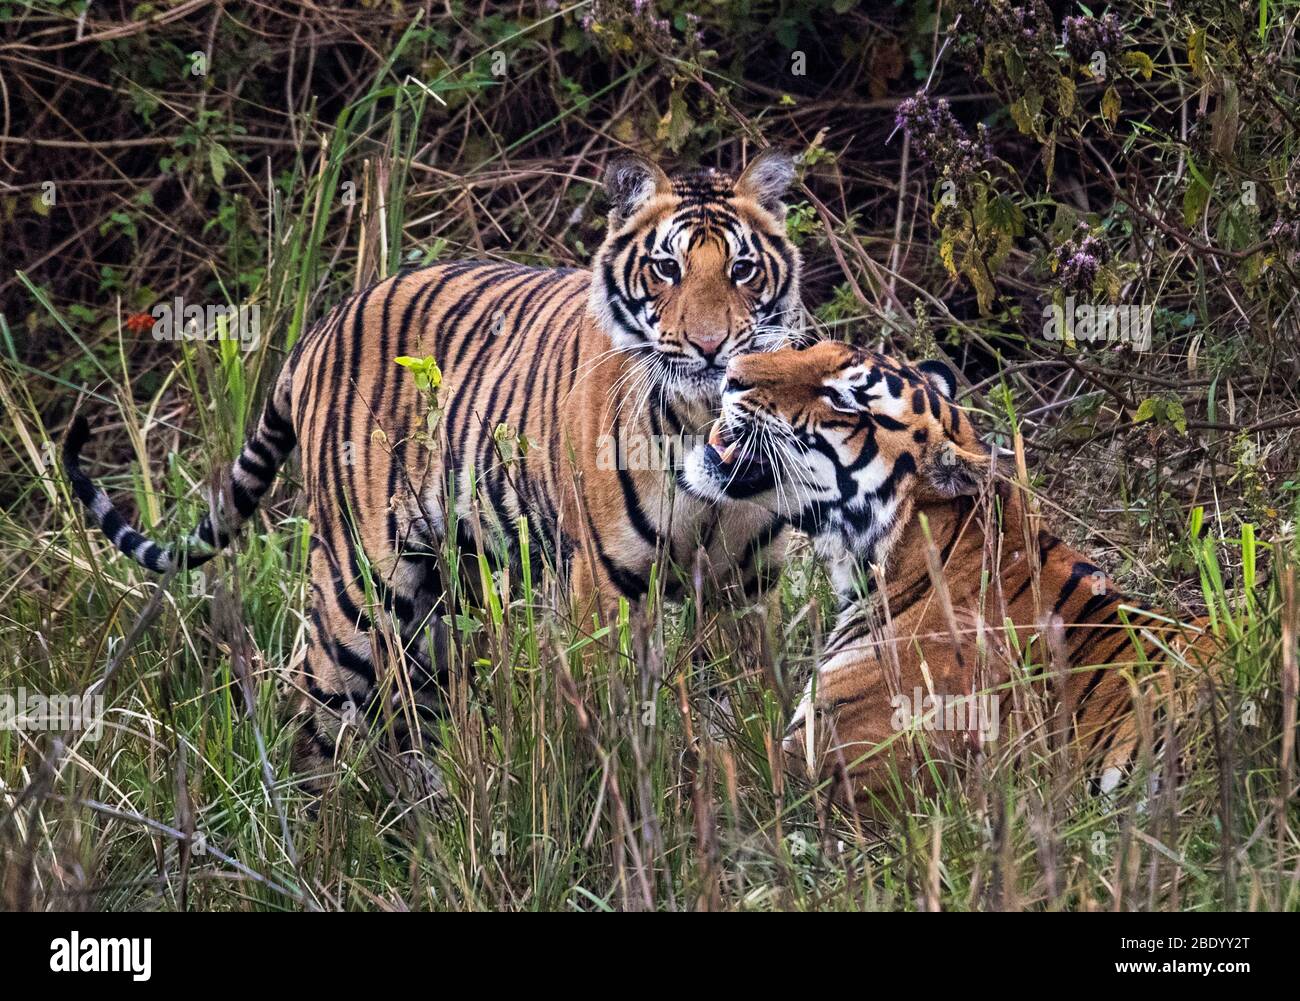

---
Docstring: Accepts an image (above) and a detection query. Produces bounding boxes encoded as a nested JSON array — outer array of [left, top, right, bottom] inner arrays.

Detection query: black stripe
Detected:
[[1053, 561, 1100, 614]]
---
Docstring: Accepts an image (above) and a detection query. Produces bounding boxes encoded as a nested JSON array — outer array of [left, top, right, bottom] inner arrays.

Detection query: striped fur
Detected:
[[64, 153, 801, 786], [64, 384, 296, 573], [684, 341, 1218, 809]]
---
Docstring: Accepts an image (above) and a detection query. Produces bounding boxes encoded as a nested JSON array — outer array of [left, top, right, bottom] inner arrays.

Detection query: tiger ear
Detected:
[[918, 358, 958, 399], [736, 149, 796, 218], [928, 442, 990, 498], [603, 155, 671, 225]]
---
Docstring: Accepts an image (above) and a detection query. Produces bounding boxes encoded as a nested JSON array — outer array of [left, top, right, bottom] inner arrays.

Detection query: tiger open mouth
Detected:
[[702, 419, 775, 496]]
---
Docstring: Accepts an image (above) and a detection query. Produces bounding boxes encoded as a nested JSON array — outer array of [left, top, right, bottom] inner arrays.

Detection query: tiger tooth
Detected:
[[707, 421, 735, 462]]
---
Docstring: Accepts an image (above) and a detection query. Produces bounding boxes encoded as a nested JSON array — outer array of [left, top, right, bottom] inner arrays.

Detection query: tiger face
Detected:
[[590, 152, 802, 402], [683, 341, 990, 591]]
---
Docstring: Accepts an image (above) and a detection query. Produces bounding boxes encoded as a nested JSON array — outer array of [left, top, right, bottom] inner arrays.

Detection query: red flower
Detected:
[[125, 312, 155, 334]]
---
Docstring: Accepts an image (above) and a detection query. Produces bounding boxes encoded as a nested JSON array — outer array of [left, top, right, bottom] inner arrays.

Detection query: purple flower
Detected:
[[957, 1, 1060, 90], [965, 1, 1056, 51], [1053, 223, 1109, 293], [895, 93, 991, 178], [1062, 13, 1124, 63]]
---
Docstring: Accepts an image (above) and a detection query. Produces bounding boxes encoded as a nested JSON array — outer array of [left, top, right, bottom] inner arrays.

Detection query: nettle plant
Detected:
[[895, 92, 1019, 314], [1048, 220, 1121, 303], [902, 0, 1300, 339], [894, 4, 1156, 317]]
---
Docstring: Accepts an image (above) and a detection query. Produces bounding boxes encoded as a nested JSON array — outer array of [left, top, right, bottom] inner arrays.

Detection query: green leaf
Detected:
[[1133, 395, 1187, 434], [208, 142, 231, 186], [1183, 160, 1213, 227], [1004, 49, 1026, 87], [1100, 85, 1121, 127], [1056, 75, 1076, 117], [1121, 51, 1155, 80], [1166, 397, 1187, 434], [662, 89, 694, 153], [1009, 97, 1035, 136], [1188, 27, 1206, 78], [986, 193, 1024, 236], [394, 354, 442, 391]]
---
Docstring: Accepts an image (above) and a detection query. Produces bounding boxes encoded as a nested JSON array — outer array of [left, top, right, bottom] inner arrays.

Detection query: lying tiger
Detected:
[[64, 151, 801, 783], [684, 340, 1218, 809]]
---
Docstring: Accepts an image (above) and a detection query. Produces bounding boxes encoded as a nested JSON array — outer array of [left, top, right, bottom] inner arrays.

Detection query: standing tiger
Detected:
[[683, 340, 1219, 810], [64, 152, 801, 782]]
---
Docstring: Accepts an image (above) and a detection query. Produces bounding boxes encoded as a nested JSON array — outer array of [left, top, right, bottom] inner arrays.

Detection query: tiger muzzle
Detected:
[[703, 419, 775, 497]]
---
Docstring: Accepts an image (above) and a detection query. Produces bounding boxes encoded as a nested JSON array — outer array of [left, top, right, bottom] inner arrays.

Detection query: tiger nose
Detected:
[[688, 331, 727, 364]]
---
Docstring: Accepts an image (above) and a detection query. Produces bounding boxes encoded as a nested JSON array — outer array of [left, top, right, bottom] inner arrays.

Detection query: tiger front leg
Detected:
[[287, 536, 451, 805]]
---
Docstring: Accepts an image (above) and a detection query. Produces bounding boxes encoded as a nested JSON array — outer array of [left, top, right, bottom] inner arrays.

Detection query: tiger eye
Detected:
[[653, 259, 681, 283], [730, 260, 756, 283]]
